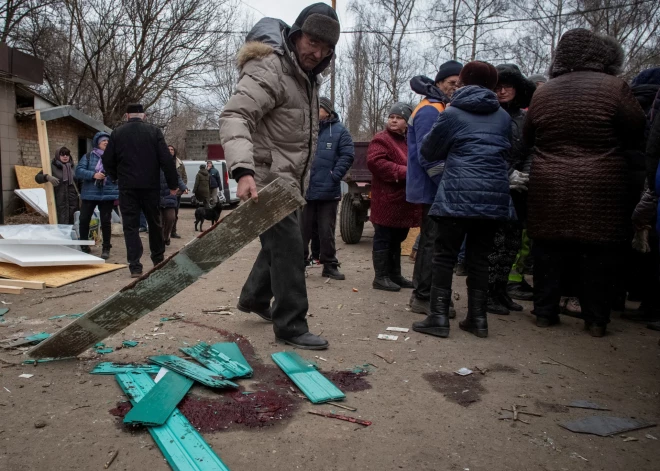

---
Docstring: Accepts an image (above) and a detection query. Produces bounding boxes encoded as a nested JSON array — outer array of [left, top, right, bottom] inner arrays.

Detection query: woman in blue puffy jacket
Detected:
[[75, 131, 119, 259], [414, 61, 515, 339], [159, 165, 188, 246]]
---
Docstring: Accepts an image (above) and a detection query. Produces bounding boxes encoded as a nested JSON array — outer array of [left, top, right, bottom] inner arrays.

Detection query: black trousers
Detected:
[[302, 200, 339, 265], [119, 189, 164, 273], [488, 221, 523, 284], [372, 224, 409, 252], [533, 239, 624, 325], [239, 211, 309, 339], [172, 195, 182, 235], [412, 204, 437, 300], [432, 217, 498, 292], [79, 199, 114, 249]]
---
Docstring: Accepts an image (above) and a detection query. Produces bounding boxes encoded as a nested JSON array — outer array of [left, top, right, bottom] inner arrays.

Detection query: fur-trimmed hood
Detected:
[[236, 17, 332, 76], [496, 64, 536, 111], [550, 28, 624, 78]]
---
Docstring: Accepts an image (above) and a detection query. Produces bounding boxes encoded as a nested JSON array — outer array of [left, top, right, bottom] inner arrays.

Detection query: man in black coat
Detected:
[[103, 103, 179, 277]]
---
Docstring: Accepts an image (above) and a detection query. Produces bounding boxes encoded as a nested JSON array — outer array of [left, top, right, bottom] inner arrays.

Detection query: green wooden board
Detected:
[[124, 370, 193, 426], [271, 352, 345, 404], [90, 362, 162, 375], [210, 342, 252, 372], [116, 372, 230, 471], [28, 179, 306, 359], [4, 332, 50, 348], [149, 355, 238, 389], [180, 342, 252, 379]]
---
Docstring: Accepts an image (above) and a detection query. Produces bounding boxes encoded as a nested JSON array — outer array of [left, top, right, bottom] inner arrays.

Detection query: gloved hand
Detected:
[[509, 170, 529, 192], [46, 175, 60, 187]]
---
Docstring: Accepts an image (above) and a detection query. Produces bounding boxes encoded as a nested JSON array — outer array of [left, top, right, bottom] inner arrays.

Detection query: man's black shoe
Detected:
[[322, 264, 345, 280], [276, 332, 329, 350], [171, 233, 182, 239], [237, 301, 273, 322]]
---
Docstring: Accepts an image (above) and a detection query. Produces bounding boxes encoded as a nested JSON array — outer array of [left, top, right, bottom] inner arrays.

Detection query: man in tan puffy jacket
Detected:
[[219, 3, 340, 350]]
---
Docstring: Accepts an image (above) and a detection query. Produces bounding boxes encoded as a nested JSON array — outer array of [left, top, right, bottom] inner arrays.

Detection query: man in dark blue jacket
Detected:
[[407, 60, 463, 315], [207, 161, 222, 205], [302, 97, 355, 280]]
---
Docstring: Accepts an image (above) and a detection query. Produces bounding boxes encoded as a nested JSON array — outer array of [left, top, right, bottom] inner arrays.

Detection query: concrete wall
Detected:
[[17, 116, 94, 167], [0, 80, 20, 217], [185, 129, 220, 161]]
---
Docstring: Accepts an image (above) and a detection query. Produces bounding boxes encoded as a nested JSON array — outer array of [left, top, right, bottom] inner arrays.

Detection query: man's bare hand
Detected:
[[169, 189, 178, 196], [93, 172, 105, 180], [237, 175, 258, 203]]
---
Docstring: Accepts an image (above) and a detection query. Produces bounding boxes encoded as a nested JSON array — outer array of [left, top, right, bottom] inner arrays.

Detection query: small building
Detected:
[[0, 44, 109, 220], [185, 129, 224, 161]]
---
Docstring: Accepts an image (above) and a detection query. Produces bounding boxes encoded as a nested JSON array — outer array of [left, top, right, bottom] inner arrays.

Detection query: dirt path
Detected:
[[0, 207, 658, 471]]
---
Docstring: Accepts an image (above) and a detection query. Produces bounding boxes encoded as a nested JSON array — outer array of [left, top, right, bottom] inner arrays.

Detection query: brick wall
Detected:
[[185, 129, 221, 161], [17, 116, 95, 167]]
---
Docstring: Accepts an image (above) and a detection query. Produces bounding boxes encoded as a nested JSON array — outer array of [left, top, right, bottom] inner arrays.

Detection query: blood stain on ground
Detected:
[[422, 371, 486, 407], [487, 363, 519, 373], [322, 371, 372, 392]]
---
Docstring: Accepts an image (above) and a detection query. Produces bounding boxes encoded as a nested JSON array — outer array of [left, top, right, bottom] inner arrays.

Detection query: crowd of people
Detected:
[[219, 2, 659, 350], [36, 104, 221, 277], [36, 2, 659, 350]]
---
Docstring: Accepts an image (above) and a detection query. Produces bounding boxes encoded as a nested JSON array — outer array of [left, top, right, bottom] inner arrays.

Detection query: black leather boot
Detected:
[[412, 286, 451, 337], [372, 250, 400, 291], [487, 282, 510, 315], [460, 289, 489, 338], [322, 264, 345, 280], [389, 247, 414, 288], [497, 281, 522, 311]]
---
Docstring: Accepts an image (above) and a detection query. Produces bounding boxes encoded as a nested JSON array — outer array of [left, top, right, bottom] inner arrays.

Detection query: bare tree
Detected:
[[1, 0, 55, 43], [62, 0, 236, 127]]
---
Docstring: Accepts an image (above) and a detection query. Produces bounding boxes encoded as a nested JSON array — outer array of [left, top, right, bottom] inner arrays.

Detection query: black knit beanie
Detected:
[[435, 60, 463, 84]]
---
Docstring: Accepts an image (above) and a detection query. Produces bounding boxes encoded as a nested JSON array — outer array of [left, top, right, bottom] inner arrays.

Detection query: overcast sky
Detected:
[[241, 0, 351, 29]]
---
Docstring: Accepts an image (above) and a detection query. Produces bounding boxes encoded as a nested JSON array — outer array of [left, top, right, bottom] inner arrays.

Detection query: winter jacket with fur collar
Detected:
[[219, 17, 327, 195]]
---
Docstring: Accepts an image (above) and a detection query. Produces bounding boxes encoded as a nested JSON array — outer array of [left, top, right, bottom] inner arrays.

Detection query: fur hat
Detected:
[[292, 3, 340, 47], [631, 67, 660, 87], [550, 28, 624, 78], [319, 97, 334, 114], [126, 103, 144, 113], [496, 64, 537, 110], [435, 60, 463, 84], [389, 102, 413, 122], [459, 61, 499, 91]]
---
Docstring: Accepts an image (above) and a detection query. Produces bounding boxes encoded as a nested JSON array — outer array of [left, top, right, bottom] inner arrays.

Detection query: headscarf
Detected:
[[54, 147, 74, 185]]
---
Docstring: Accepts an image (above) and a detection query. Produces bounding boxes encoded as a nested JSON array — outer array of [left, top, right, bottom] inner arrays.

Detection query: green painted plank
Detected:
[[210, 342, 252, 373], [271, 352, 345, 404], [116, 373, 231, 471], [124, 370, 193, 426], [5, 332, 50, 348], [122, 340, 139, 348], [29, 179, 306, 359], [48, 313, 84, 320], [0, 308, 9, 316], [90, 362, 162, 375], [149, 355, 238, 389], [180, 342, 252, 379]]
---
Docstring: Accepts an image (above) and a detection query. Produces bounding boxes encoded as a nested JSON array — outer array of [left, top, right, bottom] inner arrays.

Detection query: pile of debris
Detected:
[[90, 343, 363, 470], [0, 224, 124, 292]]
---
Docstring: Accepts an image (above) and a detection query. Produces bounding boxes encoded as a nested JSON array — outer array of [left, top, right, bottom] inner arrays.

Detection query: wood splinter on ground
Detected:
[[499, 404, 543, 424], [104, 449, 118, 469], [308, 410, 372, 426], [327, 402, 357, 412]]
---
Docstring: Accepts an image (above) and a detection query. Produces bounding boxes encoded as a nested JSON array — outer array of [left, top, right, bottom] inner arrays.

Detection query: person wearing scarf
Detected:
[[34, 146, 79, 224], [74, 131, 119, 260]]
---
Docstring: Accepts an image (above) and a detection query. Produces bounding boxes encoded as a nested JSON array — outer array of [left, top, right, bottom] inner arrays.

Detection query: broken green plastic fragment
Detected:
[[25, 333, 50, 343], [94, 342, 105, 348], [122, 340, 139, 348], [96, 347, 114, 354], [48, 313, 84, 320], [0, 308, 9, 317], [90, 362, 161, 375], [23, 357, 75, 364], [271, 351, 345, 404], [180, 342, 252, 379], [149, 355, 239, 389]]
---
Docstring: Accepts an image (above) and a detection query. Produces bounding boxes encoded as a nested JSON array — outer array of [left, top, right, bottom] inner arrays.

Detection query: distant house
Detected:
[[185, 129, 224, 161], [0, 43, 110, 220]]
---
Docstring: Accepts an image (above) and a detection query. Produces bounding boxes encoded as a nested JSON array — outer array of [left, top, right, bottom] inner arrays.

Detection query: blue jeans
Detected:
[[457, 237, 467, 263], [139, 211, 148, 230]]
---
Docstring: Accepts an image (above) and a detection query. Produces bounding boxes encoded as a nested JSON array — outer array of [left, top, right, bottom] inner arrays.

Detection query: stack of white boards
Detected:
[[0, 225, 103, 268]]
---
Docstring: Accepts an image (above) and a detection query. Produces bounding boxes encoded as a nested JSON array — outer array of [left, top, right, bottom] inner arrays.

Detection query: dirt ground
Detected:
[[0, 206, 659, 471]]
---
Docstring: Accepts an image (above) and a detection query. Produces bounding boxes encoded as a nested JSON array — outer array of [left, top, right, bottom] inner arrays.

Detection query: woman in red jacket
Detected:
[[367, 103, 422, 291]]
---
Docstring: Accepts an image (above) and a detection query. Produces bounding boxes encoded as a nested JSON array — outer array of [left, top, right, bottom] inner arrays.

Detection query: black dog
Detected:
[[194, 200, 223, 232]]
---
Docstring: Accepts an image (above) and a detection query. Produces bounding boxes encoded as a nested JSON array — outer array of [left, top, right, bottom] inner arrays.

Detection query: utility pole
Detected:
[[330, 0, 336, 105]]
